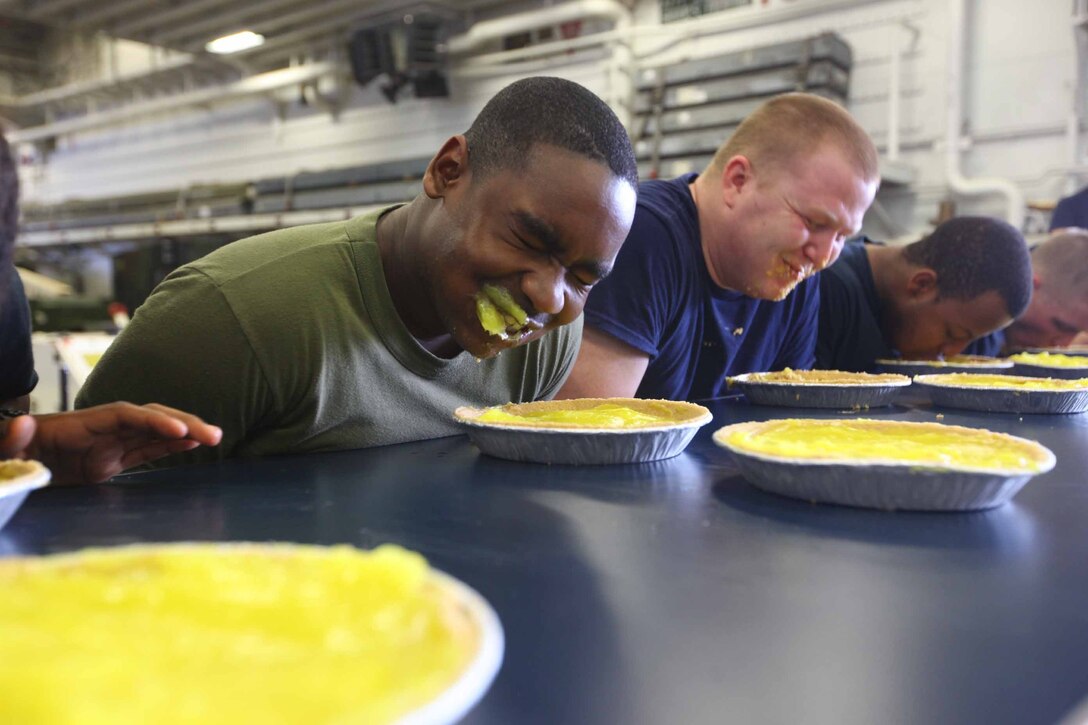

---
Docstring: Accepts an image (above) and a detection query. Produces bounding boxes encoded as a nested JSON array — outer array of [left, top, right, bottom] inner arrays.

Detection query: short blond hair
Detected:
[[704, 92, 879, 182], [1033, 228, 1088, 300]]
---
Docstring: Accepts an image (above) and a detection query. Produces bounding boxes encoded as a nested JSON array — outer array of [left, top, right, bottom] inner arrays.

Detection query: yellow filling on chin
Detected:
[[925, 373, 1088, 390], [0, 544, 479, 725], [1010, 351, 1088, 368], [721, 419, 1049, 471], [475, 285, 528, 339], [477, 402, 671, 428]]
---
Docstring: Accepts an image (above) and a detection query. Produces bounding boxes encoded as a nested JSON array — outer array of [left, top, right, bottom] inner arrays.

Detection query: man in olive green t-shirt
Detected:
[[76, 77, 638, 466]]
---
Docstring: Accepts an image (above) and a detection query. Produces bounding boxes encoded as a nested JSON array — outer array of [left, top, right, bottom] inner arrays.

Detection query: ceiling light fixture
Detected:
[[205, 30, 265, 55]]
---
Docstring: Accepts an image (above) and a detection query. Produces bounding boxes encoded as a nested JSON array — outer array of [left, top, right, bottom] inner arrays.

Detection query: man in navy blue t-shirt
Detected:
[[817, 217, 1032, 372], [557, 93, 879, 401], [1051, 185, 1088, 231]]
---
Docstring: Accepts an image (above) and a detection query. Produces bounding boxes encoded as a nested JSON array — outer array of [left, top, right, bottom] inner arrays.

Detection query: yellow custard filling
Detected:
[[475, 284, 528, 339], [742, 369, 907, 385], [0, 544, 479, 725], [0, 459, 41, 482], [719, 419, 1050, 472], [923, 373, 1088, 390], [881, 354, 1007, 367], [477, 402, 670, 428], [1010, 351, 1088, 368]]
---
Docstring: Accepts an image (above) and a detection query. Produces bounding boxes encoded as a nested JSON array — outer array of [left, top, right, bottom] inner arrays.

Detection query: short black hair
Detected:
[[0, 130, 17, 302], [463, 76, 638, 189], [902, 216, 1032, 318]]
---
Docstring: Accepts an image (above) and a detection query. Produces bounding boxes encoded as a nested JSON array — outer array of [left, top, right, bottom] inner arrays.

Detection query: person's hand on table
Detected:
[[0, 402, 222, 485]]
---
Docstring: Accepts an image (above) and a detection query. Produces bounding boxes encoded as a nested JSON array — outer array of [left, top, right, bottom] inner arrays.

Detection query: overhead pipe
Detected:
[[945, 0, 1024, 228], [8, 62, 338, 144], [446, 0, 628, 55]]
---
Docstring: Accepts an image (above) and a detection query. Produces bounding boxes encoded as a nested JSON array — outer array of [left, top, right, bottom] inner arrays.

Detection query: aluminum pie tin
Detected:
[[875, 357, 1014, 377], [453, 398, 713, 465], [728, 371, 911, 409], [713, 419, 1055, 511], [913, 373, 1088, 414], [0, 460, 51, 531]]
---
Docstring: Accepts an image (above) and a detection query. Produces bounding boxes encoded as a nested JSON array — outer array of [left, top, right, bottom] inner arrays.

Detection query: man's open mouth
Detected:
[[475, 284, 539, 341]]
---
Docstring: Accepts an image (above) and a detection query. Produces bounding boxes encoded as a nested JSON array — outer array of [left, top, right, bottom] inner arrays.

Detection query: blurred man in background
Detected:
[[967, 228, 1088, 354], [0, 130, 222, 483]]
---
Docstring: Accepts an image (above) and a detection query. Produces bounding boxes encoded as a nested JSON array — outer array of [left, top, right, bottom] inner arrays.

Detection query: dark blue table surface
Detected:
[[4, 393, 1088, 725]]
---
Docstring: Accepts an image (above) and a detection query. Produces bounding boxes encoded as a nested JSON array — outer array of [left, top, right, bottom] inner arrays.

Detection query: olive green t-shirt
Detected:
[[75, 206, 581, 466]]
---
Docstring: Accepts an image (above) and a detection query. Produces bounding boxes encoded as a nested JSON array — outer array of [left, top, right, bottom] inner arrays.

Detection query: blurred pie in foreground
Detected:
[[0, 543, 498, 725], [0, 459, 46, 483]]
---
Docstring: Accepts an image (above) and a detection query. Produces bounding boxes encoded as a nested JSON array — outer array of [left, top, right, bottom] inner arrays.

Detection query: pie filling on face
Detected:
[[921, 373, 1088, 390], [475, 284, 530, 340], [1010, 351, 1088, 369], [0, 544, 480, 724], [739, 369, 908, 385], [465, 398, 710, 429], [718, 418, 1051, 472]]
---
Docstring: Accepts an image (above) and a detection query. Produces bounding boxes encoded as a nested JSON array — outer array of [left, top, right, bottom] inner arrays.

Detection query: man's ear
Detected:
[[1033, 273, 1042, 291], [423, 135, 470, 199], [906, 268, 939, 301], [719, 155, 753, 208]]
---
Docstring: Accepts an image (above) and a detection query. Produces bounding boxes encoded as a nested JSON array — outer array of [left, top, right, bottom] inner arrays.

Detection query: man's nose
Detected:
[[522, 265, 565, 316], [804, 231, 842, 270]]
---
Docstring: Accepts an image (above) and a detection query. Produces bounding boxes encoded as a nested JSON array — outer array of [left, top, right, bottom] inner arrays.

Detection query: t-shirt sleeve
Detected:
[[0, 267, 38, 402], [581, 210, 680, 358], [772, 278, 819, 370], [75, 266, 274, 465]]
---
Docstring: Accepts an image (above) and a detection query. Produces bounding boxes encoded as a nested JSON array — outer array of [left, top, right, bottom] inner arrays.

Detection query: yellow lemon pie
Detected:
[[0, 543, 498, 725], [454, 398, 713, 464], [913, 373, 1088, 414], [714, 418, 1055, 510]]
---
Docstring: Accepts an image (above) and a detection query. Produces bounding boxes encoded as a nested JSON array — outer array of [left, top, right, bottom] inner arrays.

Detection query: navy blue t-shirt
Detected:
[[963, 329, 1005, 357], [582, 174, 818, 401], [0, 265, 38, 402], [1051, 187, 1088, 230], [816, 240, 894, 372]]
